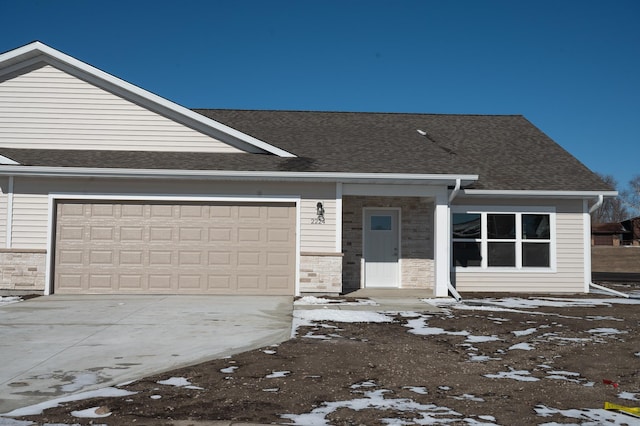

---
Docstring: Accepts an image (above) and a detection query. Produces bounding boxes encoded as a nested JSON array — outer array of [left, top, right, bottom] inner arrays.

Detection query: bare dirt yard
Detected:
[[4, 282, 640, 426]]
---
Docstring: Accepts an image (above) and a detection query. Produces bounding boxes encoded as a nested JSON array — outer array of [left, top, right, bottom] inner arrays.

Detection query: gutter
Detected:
[[462, 189, 618, 199], [0, 166, 478, 185]]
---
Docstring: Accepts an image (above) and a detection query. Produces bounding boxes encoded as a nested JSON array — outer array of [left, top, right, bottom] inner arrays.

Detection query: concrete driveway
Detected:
[[0, 295, 293, 414]]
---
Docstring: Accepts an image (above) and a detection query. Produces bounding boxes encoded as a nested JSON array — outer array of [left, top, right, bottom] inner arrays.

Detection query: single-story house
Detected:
[[591, 222, 631, 246], [0, 41, 616, 297]]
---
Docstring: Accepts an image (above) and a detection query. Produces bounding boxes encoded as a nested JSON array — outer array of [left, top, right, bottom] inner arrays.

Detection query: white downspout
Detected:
[[588, 194, 603, 214], [587, 194, 631, 298], [447, 179, 463, 301], [448, 178, 461, 204]]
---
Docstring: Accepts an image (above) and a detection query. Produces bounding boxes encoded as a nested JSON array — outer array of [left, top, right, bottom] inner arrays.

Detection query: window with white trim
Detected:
[[452, 210, 553, 269]]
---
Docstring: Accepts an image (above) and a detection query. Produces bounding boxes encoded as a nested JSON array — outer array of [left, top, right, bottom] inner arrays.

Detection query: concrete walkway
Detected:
[[0, 295, 292, 414]]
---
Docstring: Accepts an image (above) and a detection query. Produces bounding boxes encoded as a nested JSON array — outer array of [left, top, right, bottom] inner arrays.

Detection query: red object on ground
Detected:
[[603, 379, 619, 388]]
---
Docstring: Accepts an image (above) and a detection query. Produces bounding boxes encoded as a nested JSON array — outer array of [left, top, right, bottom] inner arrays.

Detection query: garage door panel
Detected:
[[58, 250, 83, 265], [119, 274, 144, 290], [150, 227, 173, 241], [55, 201, 295, 295], [59, 225, 84, 241], [208, 275, 232, 290], [267, 275, 290, 290], [149, 274, 172, 290], [91, 204, 116, 217], [121, 227, 144, 241], [149, 251, 173, 266], [88, 274, 112, 289]]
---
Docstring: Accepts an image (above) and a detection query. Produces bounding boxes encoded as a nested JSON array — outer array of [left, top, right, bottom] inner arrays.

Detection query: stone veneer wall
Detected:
[[299, 253, 343, 294], [342, 196, 434, 291], [0, 249, 46, 294]]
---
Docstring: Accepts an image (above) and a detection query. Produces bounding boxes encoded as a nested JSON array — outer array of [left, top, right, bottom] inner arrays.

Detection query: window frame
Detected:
[[452, 206, 556, 272]]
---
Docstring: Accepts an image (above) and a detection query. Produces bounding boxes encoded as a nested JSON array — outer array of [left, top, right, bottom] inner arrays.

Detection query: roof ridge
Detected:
[[192, 108, 524, 118]]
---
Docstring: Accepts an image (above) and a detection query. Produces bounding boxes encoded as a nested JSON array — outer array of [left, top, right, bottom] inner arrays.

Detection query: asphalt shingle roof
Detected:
[[195, 110, 610, 191], [0, 110, 611, 192]]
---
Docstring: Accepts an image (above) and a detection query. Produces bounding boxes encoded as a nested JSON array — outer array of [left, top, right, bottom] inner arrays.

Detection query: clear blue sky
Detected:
[[1, 1, 638, 189]]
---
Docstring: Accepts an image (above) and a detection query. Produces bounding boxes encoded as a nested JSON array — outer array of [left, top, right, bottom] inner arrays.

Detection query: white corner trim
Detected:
[[0, 42, 296, 158], [582, 199, 592, 292], [5, 176, 13, 248], [335, 182, 343, 253]]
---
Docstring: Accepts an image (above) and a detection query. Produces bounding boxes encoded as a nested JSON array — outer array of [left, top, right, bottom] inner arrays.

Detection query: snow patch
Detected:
[[484, 368, 540, 382], [513, 327, 537, 336], [220, 366, 238, 374], [403, 386, 428, 395], [0, 296, 22, 306], [2, 387, 136, 417], [266, 371, 290, 379], [618, 391, 639, 401], [509, 342, 534, 351], [587, 328, 627, 335], [465, 335, 500, 343], [535, 404, 634, 425], [281, 389, 462, 426], [61, 371, 100, 392], [71, 406, 111, 418], [452, 393, 484, 402], [157, 377, 203, 390], [295, 296, 377, 306]]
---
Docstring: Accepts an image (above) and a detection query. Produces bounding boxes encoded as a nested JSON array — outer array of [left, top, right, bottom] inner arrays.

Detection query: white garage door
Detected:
[[54, 201, 296, 295]]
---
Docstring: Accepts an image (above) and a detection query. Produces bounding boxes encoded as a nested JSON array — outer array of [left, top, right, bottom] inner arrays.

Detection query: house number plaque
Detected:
[[311, 201, 325, 224]]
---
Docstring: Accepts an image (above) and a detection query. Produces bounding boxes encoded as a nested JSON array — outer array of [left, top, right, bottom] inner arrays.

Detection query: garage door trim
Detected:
[[45, 193, 301, 295]]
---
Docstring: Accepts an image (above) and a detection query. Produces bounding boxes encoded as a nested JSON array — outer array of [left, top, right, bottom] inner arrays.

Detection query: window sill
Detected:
[[455, 267, 557, 273]]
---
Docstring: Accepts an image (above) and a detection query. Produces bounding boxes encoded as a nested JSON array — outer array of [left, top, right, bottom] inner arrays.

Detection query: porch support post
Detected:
[[434, 187, 450, 297]]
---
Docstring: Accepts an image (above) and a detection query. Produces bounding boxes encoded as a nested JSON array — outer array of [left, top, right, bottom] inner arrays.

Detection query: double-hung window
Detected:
[[453, 208, 554, 270]]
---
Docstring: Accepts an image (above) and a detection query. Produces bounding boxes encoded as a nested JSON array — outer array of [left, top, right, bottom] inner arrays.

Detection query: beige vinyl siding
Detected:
[[11, 192, 49, 249], [8, 177, 337, 253], [453, 198, 586, 292], [300, 199, 336, 252], [0, 65, 243, 153]]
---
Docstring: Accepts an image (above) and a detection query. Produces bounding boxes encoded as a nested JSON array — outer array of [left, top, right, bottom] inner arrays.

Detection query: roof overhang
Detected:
[[461, 189, 618, 199], [0, 165, 477, 185], [0, 42, 296, 158]]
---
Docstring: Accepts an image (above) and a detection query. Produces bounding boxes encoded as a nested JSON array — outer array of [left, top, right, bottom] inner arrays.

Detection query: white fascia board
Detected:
[[0, 165, 477, 184], [0, 42, 296, 158], [461, 189, 618, 199]]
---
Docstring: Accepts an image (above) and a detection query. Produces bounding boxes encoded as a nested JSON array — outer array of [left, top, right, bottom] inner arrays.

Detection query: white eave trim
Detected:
[[0, 42, 296, 158], [0, 165, 478, 184], [461, 189, 618, 198]]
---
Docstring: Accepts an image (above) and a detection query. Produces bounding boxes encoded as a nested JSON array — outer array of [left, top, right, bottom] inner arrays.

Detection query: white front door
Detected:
[[364, 209, 400, 288]]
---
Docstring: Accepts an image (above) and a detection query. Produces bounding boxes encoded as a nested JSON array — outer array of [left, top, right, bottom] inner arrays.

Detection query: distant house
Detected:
[[592, 216, 640, 246], [0, 41, 616, 297], [591, 222, 631, 246]]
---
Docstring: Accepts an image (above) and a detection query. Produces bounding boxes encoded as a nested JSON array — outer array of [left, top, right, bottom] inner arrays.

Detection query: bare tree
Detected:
[[592, 174, 629, 223], [620, 174, 640, 214]]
